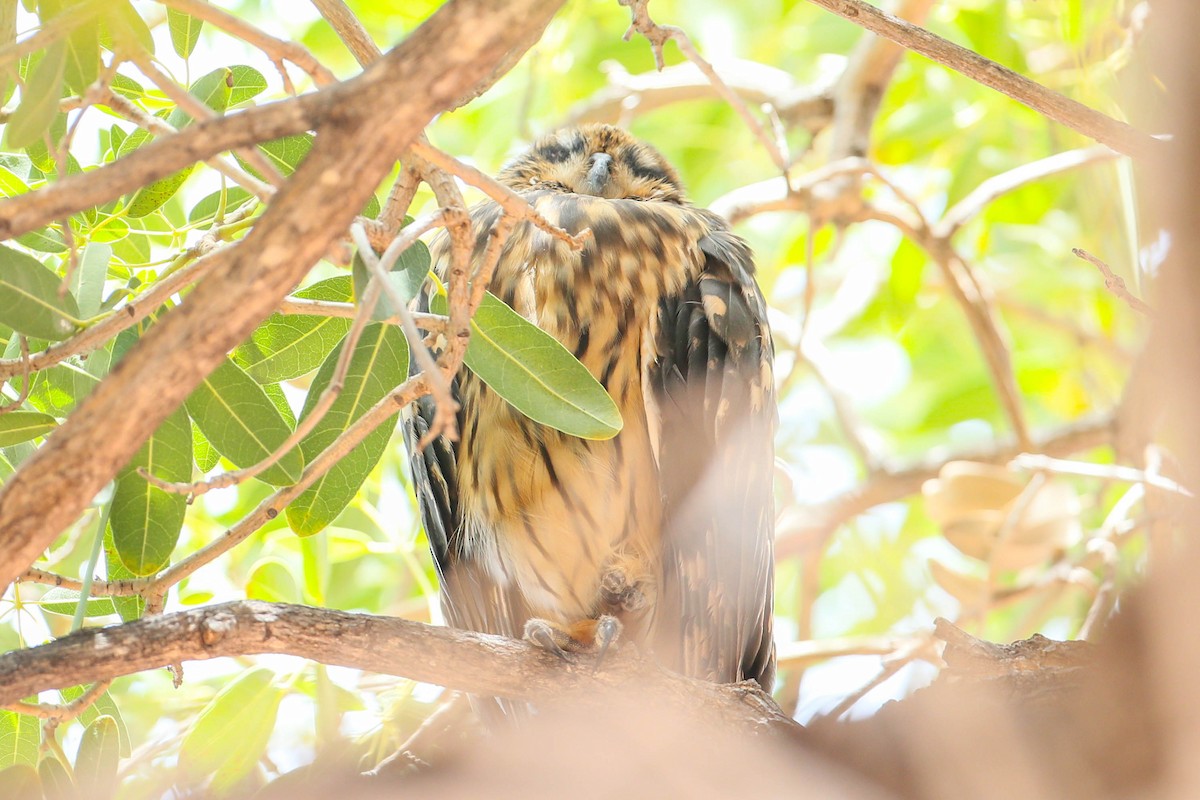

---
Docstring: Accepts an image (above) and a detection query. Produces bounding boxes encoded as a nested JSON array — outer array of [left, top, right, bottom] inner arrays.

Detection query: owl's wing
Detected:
[[401, 205, 530, 641], [646, 211, 777, 691]]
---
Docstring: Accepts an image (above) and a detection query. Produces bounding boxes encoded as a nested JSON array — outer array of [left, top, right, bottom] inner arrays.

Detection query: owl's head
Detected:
[[498, 124, 685, 203]]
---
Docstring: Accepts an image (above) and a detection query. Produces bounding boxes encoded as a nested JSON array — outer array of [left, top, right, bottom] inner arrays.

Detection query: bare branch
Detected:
[[0, 601, 797, 735], [0, 0, 568, 595], [1073, 248, 1154, 316], [802, 0, 1162, 159]]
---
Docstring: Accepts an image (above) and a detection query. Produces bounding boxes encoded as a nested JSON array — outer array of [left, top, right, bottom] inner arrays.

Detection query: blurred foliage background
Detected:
[[0, 0, 1155, 796]]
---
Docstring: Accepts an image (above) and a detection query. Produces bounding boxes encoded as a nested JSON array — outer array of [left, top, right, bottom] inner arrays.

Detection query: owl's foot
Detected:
[[523, 615, 623, 671], [600, 568, 649, 613]]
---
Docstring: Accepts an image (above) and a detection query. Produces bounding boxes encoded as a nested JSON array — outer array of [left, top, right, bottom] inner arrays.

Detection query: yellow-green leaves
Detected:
[[167, 8, 202, 59], [178, 668, 283, 796], [0, 245, 79, 340], [233, 276, 353, 383], [0, 410, 56, 446], [4, 42, 65, 149], [109, 407, 191, 576], [432, 292, 623, 440], [74, 715, 119, 799], [0, 707, 38, 767], [185, 359, 304, 486], [285, 324, 408, 536]]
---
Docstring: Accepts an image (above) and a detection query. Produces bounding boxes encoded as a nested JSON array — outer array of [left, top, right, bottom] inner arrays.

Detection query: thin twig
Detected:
[[130, 53, 285, 189], [1010, 453, 1190, 497], [0, 336, 31, 416], [1073, 248, 1153, 316], [803, 0, 1163, 160], [3, 680, 111, 722], [618, 0, 788, 174], [278, 298, 447, 331], [153, 0, 337, 87], [310, 0, 381, 67]]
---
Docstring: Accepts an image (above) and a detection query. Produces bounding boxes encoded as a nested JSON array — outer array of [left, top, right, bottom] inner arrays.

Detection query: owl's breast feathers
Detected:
[[406, 188, 776, 689]]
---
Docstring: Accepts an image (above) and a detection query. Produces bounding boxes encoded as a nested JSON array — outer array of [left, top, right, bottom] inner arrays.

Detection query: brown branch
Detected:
[[0, 601, 798, 736], [802, 0, 1162, 159], [0, 0, 567, 594], [310, 0, 381, 68], [1073, 248, 1154, 316], [154, 0, 337, 87], [277, 298, 446, 331]]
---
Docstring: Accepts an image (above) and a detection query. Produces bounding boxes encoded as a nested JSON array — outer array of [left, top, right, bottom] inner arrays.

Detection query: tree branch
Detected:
[[803, 0, 1163, 159], [0, 0, 567, 594], [0, 601, 798, 736]]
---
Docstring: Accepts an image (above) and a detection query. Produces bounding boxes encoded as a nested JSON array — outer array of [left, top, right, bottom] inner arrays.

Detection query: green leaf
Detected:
[[232, 276, 353, 383], [72, 242, 111, 319], [245, 558, 299, 603], [60, 685, 131, 757], [0, 411, 56, 446], [50, 0, 100, 93], [14, 360, 99, 416], [240, 132, 311, 178], [103, 0, 153, 54], [351, 239, 430, 322], [108, 72, 142, 100], [0, 164, 27, 197], [37, 756, 74, 800], [192, 420, 219, 473], [431, 291, 623, 439], [167, 8, 201, 58], [14, 225, 67, 253], [0, 764, 38, 796], [178, 668, 283, 794], [184, 359, 304, 486], [285, 324, 407, 536], [4, 41, 66, 148], [109, 407, 191, 575], [187, 186, 254, 224], [0, 709, 38, 767], [38, 587, 115, 617], [262, 381, 295, 427], [103, 528, 144, 621], [0, 245, 79, 340], [227, 64, 267, 106], [74, 715, 119, 799]]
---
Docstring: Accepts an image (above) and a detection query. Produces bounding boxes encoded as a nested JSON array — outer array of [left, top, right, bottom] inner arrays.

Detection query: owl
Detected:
[[403, 124, 777, 693]]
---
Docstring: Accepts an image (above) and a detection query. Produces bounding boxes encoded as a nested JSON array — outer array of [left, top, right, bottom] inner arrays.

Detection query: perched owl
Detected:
[[403, 124, 777, 693]]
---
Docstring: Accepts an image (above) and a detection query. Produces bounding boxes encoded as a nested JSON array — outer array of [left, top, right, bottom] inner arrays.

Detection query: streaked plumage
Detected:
[[403, 125, 777, 692]]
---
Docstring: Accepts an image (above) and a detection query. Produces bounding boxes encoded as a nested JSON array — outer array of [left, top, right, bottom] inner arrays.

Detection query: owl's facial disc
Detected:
[[497, 124, 686, 204]]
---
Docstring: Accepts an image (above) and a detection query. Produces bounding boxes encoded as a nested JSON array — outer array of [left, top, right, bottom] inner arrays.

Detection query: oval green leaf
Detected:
[[109, 407, 191, 576], [233, 276, 353, 384], [184, 358, 305, 486], [167, 8, 202, 58], [285, 323, 408, 536], [431, 291, 622, 439], [60, 685, 132, 757], [0, 245, 79, 340], [37, 756, 74, 800], [0, 708, 39, 767], [187, 186, 254, 224], [4, 42, 66, 149], [38, 587, 115, 617], [0, 410, 56, 446], [103, 528, 145, 621], [245, 558, 299, 603], [352, 240, 429, 322], [74, 715, 119, 799], [192, 419, 219, 473], [178, 667, 283, 794]]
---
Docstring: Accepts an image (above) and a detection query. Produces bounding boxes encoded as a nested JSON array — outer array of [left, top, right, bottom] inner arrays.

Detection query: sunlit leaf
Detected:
[[109, 407, 191, 575], [352, 239, 429, 322], [184, 358, 305, 486], [0, 709, 38, 767], [0, 411, 56, 446], [187, 186, 254, 223], [72, 242, 111, 319], [38, 587, 115, 617], [233, 276, 353, 383], [178, 668, 283, 794], [285, 324, 407, 536], [4, 41, 66, 148], [37, 756, 74, 800], [246, 558, 299, 603], [0, 245, 79, 340], [60, 685, 132, 757], [167, 8, 202, 58], [431, 291, 622, 439], [74, 715, 119, 799]]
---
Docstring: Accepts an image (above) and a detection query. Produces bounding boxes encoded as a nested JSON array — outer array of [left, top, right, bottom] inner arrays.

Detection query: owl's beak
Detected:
[[582, 152, 613, 195]]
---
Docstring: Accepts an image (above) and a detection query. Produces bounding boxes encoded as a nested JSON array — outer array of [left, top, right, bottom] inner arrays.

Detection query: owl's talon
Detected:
[[593, 614, 622, 673], [523, 618, 569, 660]]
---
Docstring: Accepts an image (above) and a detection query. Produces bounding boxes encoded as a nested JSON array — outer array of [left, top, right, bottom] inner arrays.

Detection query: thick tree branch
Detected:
[[0, 601, 797, 736], [804, 0, 1163, 159], [0, 0, 566, 594]]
